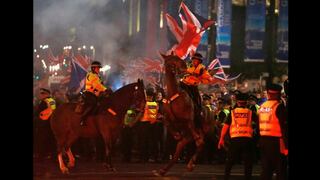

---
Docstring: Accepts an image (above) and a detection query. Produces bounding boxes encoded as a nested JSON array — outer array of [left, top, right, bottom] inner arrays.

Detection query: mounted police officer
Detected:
[[180, 52, 213, 128], [80, 61, 111, 126]]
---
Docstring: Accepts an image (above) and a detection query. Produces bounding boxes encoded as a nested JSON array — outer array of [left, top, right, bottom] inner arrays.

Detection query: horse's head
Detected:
[[160, 53, 187, 75], [130, 79, 146, 112]]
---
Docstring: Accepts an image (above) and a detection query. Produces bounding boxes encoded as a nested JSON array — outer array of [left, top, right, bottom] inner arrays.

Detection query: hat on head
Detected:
[[248, 94, 258, 102], [267, 83, 282, 94], [217, 97, 227, 105], [236, 93, 248, 102], [40, 88, 51, 94], [146, 88, 155, 96], [231, 90, 241, 96], [202, 94, 211, 101], [91, 61, 102, 68], [191, 52, 203, 63]]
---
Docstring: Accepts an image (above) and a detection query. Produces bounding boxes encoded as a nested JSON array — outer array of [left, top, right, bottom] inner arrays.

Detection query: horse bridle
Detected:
[[131, 84, 145, 112]]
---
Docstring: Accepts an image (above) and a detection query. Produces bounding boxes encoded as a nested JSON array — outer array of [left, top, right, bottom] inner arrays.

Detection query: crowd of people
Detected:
[[33, 56, 288, 180]]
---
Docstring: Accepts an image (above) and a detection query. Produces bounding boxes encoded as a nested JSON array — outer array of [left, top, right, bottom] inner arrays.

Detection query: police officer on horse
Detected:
[[80, 61, 112, 126]]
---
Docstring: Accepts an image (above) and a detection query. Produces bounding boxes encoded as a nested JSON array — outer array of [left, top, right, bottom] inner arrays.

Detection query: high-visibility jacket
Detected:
[[85, 71, 107, 96], [182, 64, 212, 86], [258, 100, 282, 137], [205, 104, 212, 111], [39, 97, 56, 120], [141, 101, 158, 124], [124, 109, 136, 126], [254, 104, 260, 112], [218, 109, 230, 122], [230, 108, 253, 138]]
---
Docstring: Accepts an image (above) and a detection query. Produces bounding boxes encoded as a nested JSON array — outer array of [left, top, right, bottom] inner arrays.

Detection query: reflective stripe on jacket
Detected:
[[39, 97, 56, 120]]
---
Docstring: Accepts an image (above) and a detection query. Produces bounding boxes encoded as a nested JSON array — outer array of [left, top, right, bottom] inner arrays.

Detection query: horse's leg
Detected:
[[64, 132, 79, 170], [54, 138, 70, 174], [58, 150, 69, 174], [188, 120, 204, 147], [101, 132, 116, 172], [66, 148, 75, 168], [186, 131, 205, 172], [153, 137, 191, 176]]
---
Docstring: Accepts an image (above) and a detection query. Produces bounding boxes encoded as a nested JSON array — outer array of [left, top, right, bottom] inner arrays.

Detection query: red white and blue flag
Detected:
[[68, 54, 91, 93], [166, 2, 214, 59], [208, 58, 241, 82]]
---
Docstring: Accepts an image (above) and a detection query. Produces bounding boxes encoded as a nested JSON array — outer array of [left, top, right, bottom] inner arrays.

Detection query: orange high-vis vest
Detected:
[[182, 64, 212, 86], [85, 71, 107, 96], [230, 108, 253, 138], [39, 97, 56, 120], [141, 101, 158, 124], [258, 100, 282, 137]]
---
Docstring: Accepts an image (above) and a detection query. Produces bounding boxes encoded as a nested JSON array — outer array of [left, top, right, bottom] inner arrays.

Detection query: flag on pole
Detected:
[[208, 58, 241, 82], [68, 56, 89, 93], [166, 2, 214, 59]]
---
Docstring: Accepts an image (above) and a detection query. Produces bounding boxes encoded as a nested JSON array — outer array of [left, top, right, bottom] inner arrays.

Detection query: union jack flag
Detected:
[[166, 2, 214, 60], [208, 58, 241, 82]]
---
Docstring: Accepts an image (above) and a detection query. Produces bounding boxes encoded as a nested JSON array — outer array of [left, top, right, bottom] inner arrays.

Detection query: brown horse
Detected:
[[153, 54, 209, 176], [50, 79, 146, 174]]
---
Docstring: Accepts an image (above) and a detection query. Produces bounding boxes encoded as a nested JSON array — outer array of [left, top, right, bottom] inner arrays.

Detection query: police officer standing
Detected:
[[218, 92, 257, 180], [214, 97, 231, 164], [121, 107, 138, 162], [258, 84, 288, 180], [35, 88, 56, 159], [138, 88, 159, 162]]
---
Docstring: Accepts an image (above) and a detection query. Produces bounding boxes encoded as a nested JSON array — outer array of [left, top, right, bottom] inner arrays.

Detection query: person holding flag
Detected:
[[180, 52, 215, 128]]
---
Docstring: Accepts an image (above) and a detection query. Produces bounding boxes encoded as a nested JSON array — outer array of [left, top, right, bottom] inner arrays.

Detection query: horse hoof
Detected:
[[61, 167, 69, 174], [110, 168, 117, 172], [186, 164, 195, 172], [152, 169, 166, 176]]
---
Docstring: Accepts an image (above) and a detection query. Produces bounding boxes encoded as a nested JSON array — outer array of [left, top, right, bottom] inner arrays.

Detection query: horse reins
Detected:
[[162, 93, 180, 104]]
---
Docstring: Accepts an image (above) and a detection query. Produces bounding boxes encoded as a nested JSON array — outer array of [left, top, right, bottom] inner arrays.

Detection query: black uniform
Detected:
[[35, 98, 56, 159]]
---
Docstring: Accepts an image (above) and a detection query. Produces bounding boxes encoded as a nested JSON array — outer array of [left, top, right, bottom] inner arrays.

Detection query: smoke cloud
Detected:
[[34, 0, 134, 66]]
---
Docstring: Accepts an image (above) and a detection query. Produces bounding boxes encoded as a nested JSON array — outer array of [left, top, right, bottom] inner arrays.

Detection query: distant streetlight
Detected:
[[83, 45, 86, 49]]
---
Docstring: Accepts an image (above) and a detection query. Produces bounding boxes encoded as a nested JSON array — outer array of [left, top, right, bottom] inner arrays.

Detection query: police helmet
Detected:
[[91, 61, 102, 68], [267, 83, 282, 94], [191, 52, 203, 63], [146, 88, 155, 97], [40, 88, 51, 95]]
